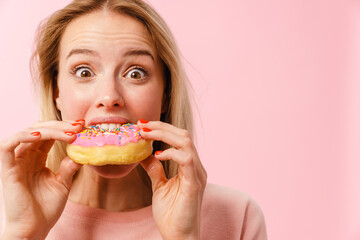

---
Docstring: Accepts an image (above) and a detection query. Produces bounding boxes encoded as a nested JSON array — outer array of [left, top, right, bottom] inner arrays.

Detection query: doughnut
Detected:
[[66, 123, 152, 165]]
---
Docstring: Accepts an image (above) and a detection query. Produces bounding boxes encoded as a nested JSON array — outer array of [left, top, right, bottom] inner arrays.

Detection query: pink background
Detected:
[[0, 0, 358, 239]]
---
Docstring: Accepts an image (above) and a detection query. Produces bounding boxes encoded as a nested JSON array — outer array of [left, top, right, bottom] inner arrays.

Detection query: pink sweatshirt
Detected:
[[0, 183, 267, 240]]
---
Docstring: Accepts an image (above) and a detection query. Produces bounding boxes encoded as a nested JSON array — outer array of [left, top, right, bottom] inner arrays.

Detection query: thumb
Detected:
[[56, 157, 81, 191], [140, 155, 167, 191]]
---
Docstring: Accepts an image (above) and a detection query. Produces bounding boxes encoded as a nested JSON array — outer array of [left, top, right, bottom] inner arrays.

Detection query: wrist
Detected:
[[1, 227, 46, 240], [162, 233, 200, 240], [163, 237, 199, 240]]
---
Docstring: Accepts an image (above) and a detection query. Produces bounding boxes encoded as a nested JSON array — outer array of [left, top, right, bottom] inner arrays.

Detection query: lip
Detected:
[[87, 116, 131, 126]]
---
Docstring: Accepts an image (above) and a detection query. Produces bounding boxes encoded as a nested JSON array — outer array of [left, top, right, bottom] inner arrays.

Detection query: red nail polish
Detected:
[[139, 119, 149, 123], [30, 132, 40, 136], [142, 128, 152, 132], [155, 151, 163, 155], [72, 122, 82, 126], [75, 119, 85, 122], [65, 131, 75, 136]]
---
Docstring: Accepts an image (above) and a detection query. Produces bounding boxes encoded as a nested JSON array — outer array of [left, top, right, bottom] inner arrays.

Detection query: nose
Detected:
[[95, 74, 124, 110]]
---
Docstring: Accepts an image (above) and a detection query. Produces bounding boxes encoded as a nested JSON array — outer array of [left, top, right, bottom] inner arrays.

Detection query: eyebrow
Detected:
[[66, 48, 99, 59], [123, 49, 155, 61], [66, 48, 155, 61]]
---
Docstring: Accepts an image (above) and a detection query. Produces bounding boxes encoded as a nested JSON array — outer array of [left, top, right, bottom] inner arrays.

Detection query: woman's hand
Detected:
[[137, 120, 207, 240], [0, 120, 84, 240]]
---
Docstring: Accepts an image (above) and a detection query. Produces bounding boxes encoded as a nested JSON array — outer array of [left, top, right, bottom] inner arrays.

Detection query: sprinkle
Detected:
[[75, 123, 142, 146]]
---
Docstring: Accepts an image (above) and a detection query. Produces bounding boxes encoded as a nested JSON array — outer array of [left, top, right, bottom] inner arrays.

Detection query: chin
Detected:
[[88, 162, 139, 178]]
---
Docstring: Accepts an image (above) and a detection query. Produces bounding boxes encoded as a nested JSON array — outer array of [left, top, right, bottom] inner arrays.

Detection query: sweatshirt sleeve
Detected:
[[240, 197, 268, 240]]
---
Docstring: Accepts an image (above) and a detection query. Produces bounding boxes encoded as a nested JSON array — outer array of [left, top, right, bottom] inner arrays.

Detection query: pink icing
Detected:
[[71, 123, 142, 147]]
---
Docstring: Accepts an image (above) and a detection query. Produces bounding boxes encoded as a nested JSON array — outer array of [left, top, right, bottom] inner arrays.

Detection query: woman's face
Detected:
[[55, 11, 165, 177]]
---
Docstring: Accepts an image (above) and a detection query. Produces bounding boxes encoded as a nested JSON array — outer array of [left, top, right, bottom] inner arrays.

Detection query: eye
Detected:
[[124, 67, 147, 80], [73, 67, 94, 78]]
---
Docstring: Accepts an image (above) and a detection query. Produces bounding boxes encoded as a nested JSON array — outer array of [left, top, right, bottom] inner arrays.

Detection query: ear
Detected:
[[53, 71, 62, 112], [54, 86, 62, 112]]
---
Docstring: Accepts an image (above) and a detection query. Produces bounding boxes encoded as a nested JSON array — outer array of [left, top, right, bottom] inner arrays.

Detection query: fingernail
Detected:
[[139, 119, 149, 123], [30, 131, 40, 136], [142, 128, 152, 132], [65, 131, 75, 136], [72, 122, 82, 126], [75, 119, 85, 122], [155, 151, 163, 155]]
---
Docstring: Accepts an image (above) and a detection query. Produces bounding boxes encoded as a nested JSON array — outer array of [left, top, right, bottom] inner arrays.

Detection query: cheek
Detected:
[[128, 84, 164, 120], [58, 86, 91, 120]]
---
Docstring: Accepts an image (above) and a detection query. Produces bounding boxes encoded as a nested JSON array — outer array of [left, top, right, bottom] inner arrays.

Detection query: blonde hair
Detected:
[[31, 0, 194, 180]]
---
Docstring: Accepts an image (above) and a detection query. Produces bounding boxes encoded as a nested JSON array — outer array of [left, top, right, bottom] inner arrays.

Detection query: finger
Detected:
[[139, 128, 193, 150], [137, 120, 188, 137], [140, 155, 167, 191], [14, 141, 52, 159], [56, 157, 82, 191], [36, 120, 84, 152], [15, 129, 76, 163], [30, 120, 84, 150], [14, 120, 84, 156], [31, 119, 85, 129], [155, 148, 199, 184], [137, 120, 208, 184], [15, 126, 80, 157], [0, 131, 41, 170]]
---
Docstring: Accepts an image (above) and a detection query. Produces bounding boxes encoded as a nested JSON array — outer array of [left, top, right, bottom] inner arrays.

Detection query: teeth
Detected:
[[95, 123, 124, 130], [109, 123, 116, 130]]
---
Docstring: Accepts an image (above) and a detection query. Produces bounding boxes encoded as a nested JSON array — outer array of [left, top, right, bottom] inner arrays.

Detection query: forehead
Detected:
[[59, 11, 156, 58]]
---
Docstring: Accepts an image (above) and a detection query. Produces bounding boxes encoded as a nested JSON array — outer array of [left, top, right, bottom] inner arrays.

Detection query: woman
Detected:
[[0, 0, 267, 239]]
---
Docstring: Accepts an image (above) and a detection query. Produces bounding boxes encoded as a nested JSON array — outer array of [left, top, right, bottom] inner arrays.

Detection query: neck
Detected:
[[69, 165, 152, 212]]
